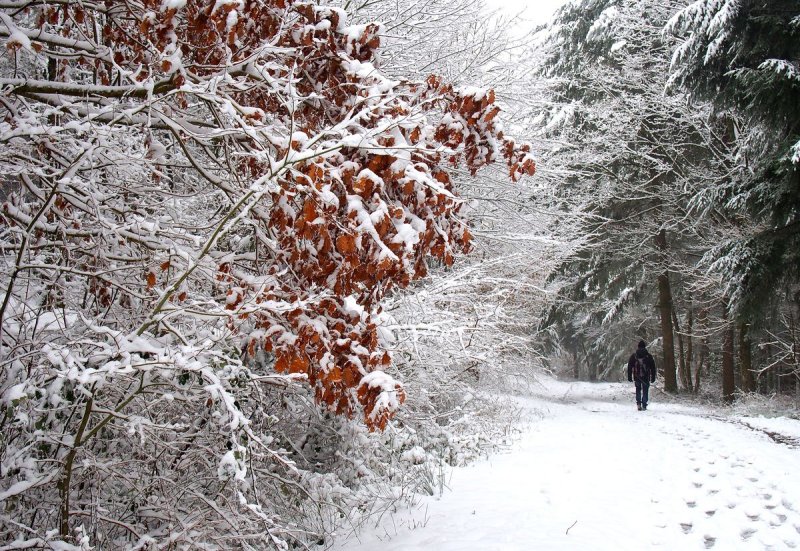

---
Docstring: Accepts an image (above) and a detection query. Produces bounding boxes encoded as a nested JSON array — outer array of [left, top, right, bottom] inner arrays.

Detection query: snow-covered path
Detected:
[[333, 379, 800, 550]]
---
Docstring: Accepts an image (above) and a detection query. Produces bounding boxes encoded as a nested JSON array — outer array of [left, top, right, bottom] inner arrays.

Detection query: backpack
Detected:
[[634, 356, 649, 381]]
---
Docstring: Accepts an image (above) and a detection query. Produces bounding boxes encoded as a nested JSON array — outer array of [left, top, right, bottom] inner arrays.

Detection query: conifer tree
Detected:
[[529, 0, 728, 389], [666, 0, 800, 397], [666, 0, 800, 316]]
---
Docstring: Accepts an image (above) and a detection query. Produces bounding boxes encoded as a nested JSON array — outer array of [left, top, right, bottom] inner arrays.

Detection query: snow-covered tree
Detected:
[[341, 0, 528, 87], [666, 0, 800, 319], [664, 0, 800, 399], [524, 0, 755, 398], [0, 1, 534, 547]]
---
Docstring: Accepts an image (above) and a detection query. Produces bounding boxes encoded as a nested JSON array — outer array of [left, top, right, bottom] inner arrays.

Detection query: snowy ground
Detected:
[[332, 378, 800, 550]]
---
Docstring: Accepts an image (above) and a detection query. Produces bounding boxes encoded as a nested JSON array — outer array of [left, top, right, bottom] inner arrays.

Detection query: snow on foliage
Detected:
[[602, 287, 635, 326], [757, 58, 800, 84], [664, 0, 740, 72], [586, 5, 619, 44], [665, 0, 800, 323], [0, 0, 534, 548]]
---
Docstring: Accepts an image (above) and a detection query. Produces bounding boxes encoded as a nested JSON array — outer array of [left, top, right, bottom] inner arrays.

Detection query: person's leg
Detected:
[[635, 380, 642, 409], [642, 382, 650, 409]]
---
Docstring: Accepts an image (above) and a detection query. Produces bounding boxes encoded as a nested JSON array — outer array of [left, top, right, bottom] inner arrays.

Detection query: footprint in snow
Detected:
[[770, 513, 787, 527], [759, 536, 782, 551], [705, 509, 717, 518], [703, 534, 716, 548], [781, 499, 795, 512], [763, 493, 781, 510], [740, 528, 757, 541], [680, 522, 693, 534], [685, 500, 697, 509]]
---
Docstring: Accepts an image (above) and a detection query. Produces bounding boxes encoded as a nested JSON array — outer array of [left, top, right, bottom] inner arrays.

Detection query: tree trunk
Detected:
[[695, 307, 708, 393], [573, 351, 580, 380], [672, 307, 689, 391], [722, 302, 736, 403], [686, 305, 694, 393], [738, 321, 755, 393], [655, 231, 677, 392], [582, 341, 596, 381], [792, 312, 800, 398], [59, 397, 93, 539]]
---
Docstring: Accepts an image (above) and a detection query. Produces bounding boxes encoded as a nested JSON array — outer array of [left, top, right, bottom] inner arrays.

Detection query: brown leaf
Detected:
[[342, 364, 361, 386], [483, 106, 501, 123], [336, 234, 356, 254], [289, 354, 308, 374]]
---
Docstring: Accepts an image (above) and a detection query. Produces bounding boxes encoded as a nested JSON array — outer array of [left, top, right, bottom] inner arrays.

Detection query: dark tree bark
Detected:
[[672, 307, 690, 391], [738, 321, 755, 393], [655, 229, 678, 392], [686, 305, 695, 393], [695, 307, 709, 393], [791, 312, 799, 397], [722, 302, 736, 403], [582, 341, 596, 381]]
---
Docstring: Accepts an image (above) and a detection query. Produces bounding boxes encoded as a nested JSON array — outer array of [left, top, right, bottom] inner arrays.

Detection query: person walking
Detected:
[[627, 340, 656, 410]]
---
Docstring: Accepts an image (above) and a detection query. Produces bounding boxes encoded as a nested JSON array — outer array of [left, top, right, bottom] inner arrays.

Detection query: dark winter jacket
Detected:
[[627, 346, 656, 383]]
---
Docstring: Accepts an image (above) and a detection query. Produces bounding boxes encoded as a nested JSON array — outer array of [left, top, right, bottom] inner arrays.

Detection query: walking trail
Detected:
[[332, 378, 800, 550]]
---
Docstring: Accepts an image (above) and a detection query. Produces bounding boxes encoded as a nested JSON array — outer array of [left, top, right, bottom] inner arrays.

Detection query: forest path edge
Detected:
[[330, 377, 800, 551]]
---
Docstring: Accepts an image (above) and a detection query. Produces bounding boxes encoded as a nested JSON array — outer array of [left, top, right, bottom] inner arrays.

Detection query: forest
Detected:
[[0, 0, 797, 549]]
